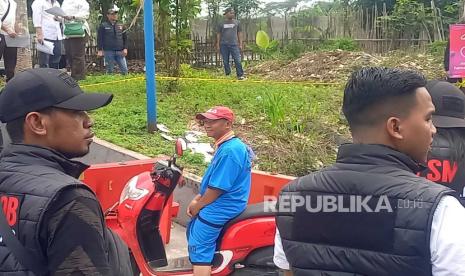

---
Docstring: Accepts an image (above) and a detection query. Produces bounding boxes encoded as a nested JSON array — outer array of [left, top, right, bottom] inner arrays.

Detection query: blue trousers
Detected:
[[220, 44, 244, 77], [104, 50, 128, 75]]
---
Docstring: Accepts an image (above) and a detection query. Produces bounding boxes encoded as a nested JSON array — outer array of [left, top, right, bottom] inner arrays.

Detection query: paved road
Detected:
[[166, 223, 188, 259]]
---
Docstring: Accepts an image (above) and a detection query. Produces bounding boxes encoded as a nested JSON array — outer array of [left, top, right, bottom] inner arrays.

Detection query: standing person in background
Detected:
[[0, 0, 18, 81], [31, 0, 62, 69], [61, 0, 89, 80], [216, 8, 245, 80], [421, 81, 465, 200], [97, 8, 128, 75]]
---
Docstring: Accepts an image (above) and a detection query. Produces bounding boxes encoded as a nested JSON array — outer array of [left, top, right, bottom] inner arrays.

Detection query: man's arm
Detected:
[[189, 150, 244, 216], [237, 22, 243, 51], [42, 188, 112, 275], [0, 5, 15, 37], [1, 25, 16, 37], [122, 25, 128, 56], [30, 1, 43, 43], [189, 188, 223, 217], [216, 23, 222, 52], [430, 195, 465, 275]]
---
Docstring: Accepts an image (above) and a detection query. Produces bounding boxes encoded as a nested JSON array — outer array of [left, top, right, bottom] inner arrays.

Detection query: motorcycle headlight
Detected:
[[119, 175, 149, 203]]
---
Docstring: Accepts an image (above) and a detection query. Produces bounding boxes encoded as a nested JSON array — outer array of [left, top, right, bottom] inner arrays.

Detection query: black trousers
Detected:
[[64, 36, 87, 80], [0, 34, 17, 82]]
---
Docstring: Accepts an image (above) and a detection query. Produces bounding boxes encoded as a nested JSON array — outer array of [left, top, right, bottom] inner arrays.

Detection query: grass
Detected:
[[81, 70, 349, 177]]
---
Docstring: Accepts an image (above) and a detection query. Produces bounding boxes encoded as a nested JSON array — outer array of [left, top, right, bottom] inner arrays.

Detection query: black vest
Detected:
[[101, 21, 125, 51], [0, 144, 93, 275], [276, 144, 454, 276], [419, 133, 465, 196]]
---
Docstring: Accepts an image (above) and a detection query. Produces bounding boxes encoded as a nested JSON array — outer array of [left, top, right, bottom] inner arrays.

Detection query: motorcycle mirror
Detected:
[[175, 138, 187, 157]]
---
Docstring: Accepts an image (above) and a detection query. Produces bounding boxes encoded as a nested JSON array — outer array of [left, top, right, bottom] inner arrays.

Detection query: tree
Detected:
[[224, 0, 261, 19], [263, 0, 304, 40], [353, 0, 396, 13], [382, 0, 434, 42], [16, 0, 32, 71]]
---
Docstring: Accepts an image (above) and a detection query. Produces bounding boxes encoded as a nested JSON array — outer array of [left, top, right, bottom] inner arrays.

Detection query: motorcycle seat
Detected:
[[224, 201, 276, 230]]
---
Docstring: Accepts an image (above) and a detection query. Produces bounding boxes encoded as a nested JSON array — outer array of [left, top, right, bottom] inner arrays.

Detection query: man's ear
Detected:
[[24, 112, 48, 137], [386, 117, 403, 140]]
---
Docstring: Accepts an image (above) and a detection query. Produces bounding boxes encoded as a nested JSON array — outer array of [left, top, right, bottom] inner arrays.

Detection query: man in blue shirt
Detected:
[[187, 106, 252, 275]]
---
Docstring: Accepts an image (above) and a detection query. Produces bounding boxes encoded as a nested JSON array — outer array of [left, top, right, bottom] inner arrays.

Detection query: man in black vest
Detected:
[[420, 81, 465, 198], [0, 68, 132, 275], [274, 67, 465, 276], [97, 8, 128, 75]]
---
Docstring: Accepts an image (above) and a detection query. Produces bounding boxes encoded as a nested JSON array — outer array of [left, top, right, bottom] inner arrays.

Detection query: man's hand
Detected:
[[239, 44, 243, 52], [187, 199, 198, 217], [36, 33, 44, 44], [187, 194, 202, 217], [97, 50, 103, 57], [7, 30, 17, 38], [123, 49, 128, 57], [189, 202, 202, 217]]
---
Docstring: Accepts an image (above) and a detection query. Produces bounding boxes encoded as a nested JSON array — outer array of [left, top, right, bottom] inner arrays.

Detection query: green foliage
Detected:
[[82, 73, 346, 177], [283, 40, 308, 59], [223, 0, 261, 19], [320, 38, 359, 51], [379, 0, 434, 41], [263, 0, 304, 16], [256, 30, 271, 50], [249, 30, 280, 58], [155, 0, 202, 75], [262, 92, 286, 127], [427, 40, 447, 56]]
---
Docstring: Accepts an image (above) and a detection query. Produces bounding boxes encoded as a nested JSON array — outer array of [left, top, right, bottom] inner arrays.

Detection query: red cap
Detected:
[[196, 106, 235, 122]]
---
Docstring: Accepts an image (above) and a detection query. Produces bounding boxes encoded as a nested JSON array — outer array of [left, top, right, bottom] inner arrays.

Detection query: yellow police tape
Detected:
[[80, 75, 342, 89]]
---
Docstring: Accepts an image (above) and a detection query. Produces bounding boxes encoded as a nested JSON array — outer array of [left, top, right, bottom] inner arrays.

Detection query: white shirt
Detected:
[[0, 0, 16, 36], [61, 0, 90, 38], [31, 0, 62, 40], [273, 195, 465, 275]]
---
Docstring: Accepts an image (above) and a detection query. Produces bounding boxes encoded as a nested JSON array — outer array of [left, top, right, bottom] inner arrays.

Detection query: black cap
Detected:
[[0, 68, 113, 123], [107, 8, 118, 14], [426, 80, 465, 128]]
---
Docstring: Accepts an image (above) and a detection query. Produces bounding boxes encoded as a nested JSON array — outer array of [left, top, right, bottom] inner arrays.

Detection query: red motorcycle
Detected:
[[110, 139, 279, 275]]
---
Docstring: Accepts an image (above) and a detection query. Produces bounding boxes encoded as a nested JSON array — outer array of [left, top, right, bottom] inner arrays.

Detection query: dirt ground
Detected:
[[248, 50, 446, 82], [87, 50, 446, 83]]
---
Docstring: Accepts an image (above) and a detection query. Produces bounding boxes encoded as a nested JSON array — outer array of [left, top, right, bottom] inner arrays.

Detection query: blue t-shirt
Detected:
[[198, 137, 252, 226]]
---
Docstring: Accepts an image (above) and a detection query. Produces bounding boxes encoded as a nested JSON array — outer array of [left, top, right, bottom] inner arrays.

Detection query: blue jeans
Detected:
[[220, 44, 244, 77], [38, 39, 62, 69], [104, 50, 128, 75]]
